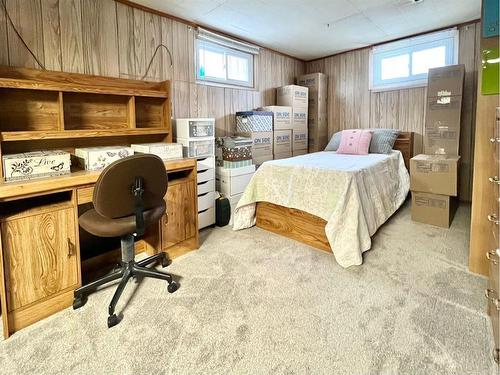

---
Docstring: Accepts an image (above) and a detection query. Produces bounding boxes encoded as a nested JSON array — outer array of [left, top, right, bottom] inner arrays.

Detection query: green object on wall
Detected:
[[482, 46, 500, 95]]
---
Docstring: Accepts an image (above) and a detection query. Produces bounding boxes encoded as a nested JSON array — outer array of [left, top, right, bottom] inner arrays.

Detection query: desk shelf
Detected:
[[1, 128, 170, 142]]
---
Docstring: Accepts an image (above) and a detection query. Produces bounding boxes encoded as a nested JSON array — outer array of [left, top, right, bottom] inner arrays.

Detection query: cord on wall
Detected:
[[141, 44, 174, 80], [1, 0, 46, 70]]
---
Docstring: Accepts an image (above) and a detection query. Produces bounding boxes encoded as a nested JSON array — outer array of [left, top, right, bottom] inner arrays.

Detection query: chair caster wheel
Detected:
[[73, 295, 87, 310], [107, 314, 120, 328], [167, 281, 179, 293], [161, 256, 169, 268]]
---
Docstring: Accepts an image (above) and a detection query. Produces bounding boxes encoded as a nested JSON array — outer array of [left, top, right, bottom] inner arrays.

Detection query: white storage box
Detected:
[[277, 85, 309, 109], [216, 165, 256, 196], [174, 118, 215, 138], [3, 150, 71, 182], [176, 137, 215, 158], [74, 146, 133, 171], [236, 111, 273, 132], [131, 142, 183, 160]]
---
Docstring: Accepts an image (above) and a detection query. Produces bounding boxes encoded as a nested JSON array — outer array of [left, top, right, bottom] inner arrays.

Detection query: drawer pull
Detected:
[[490, 137, 500, 143], [488, 214, 500, 224], [67, 238, 75, 257], [489, 176, 500, 185], [485, 289, 500, 310], [487, 249, 499, 264]]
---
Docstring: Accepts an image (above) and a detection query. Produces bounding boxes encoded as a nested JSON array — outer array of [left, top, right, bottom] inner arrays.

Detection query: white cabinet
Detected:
[[216, 165, 256, 227]]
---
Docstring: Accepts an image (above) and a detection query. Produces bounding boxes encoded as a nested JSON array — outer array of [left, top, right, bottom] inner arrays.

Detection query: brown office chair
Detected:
[[73, 154, 179, 328]]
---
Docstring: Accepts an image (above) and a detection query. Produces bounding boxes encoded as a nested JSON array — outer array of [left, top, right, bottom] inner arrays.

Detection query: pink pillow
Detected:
[[336, 129, 373, 155]]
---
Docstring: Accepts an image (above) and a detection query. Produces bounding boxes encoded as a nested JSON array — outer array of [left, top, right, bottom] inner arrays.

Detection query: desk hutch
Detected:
[[0, 67, 199, 338]]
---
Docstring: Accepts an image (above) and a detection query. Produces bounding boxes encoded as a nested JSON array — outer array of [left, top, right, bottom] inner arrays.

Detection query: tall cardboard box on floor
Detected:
[[298, 73, 328, 152], [410, 155, 461, 196], [411, 192, 458, 228], [410, 64, 464, 228]]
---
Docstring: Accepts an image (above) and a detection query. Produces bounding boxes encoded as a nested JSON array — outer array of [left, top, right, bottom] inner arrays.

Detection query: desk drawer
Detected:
[[197, 156, 215, 171], [77, 186, 94, 204], [197, 168, 215, 184], [198, 191, 215, 212], [197, 179, 215, 195]]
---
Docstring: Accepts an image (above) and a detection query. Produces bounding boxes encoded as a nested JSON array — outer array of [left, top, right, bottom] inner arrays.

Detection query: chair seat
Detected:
[[79, 201, 166, 237]]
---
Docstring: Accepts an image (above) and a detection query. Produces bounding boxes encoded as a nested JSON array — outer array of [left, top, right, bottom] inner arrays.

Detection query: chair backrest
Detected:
[[92, 154, 168, 219]]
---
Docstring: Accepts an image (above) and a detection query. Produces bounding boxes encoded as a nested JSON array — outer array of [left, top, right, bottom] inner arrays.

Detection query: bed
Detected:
[[233, 132, 414, 268]]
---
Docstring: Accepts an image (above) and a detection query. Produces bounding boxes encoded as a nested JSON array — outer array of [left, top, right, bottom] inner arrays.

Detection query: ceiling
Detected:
[[131, 0, 481, 60]]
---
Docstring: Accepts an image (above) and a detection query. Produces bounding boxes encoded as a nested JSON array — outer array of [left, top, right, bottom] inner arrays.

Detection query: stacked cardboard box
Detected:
[[235, 111, 274, 166], [261, 106, 293, 160], [297, 73, 328, 153], [410, 64, 465, 228], [277, 85, 309, 157]]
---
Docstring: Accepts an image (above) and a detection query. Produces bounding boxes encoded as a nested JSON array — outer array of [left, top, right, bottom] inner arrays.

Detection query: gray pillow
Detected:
[[369, 129, 400, 154], [324, 132, 342, 151]]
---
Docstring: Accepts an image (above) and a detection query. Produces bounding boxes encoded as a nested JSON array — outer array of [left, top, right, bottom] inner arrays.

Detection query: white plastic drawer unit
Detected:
[[217, 173, 254, 196], [197, 191, 215, 212], [197, 168, 215, 184], [197, 156, 215, 171], [197, 179, 215, 195], [176, 137, 215, 158], [198, 207, 215, 229], [175, 118, 215, 138]]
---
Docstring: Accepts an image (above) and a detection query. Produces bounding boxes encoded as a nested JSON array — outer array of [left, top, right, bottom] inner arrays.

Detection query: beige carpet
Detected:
[[0, 202, 496, 375]]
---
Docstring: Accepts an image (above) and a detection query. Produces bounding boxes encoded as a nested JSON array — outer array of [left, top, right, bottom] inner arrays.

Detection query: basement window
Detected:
[[370, 28, 459, 91], [196, 28, 259, 88]]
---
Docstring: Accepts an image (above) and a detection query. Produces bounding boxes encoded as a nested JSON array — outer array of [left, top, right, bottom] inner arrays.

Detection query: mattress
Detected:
[[233, 150, 410, 268]]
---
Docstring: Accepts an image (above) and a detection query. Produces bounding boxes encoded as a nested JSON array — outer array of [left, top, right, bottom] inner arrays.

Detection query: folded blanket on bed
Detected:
[[233, 150, 410, 268]]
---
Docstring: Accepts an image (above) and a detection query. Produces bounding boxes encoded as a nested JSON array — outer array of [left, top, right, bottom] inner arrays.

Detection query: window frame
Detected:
[[369, 29, 459, 92], [196, 39, 255, 89]]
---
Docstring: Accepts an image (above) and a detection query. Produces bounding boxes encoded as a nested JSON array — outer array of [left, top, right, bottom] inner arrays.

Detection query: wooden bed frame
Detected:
[[255, 131, 414, 253]]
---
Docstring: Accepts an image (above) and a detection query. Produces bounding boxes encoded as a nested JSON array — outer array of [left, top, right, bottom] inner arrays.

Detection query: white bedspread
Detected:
[[233, 151, 410, 268]]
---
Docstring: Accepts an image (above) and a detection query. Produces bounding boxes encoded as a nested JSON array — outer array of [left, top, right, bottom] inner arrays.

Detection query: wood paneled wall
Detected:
[[0, 0, 305, 137], [305, 23, 481, 201]]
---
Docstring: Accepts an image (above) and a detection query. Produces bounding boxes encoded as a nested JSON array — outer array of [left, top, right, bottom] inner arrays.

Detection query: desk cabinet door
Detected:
[[1, 208, 79, 311], [162, 181, 197, 249]]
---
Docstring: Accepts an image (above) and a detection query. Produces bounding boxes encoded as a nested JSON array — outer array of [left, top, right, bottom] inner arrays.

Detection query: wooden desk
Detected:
[[0, 158, 199, 338]]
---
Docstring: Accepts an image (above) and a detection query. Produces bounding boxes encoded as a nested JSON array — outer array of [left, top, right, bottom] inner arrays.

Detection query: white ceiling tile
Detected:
[[130, 0, 481, 59]]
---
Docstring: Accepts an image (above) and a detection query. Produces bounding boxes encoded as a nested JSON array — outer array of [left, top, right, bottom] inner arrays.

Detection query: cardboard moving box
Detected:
[[273, 129, 292, 154], [274, 151, 292, 160], [410, 154, 460, 196], [260, 106, 292, 130], [277, 85, 309, 109], [297, 73, 328, 96], [292, 128, 308, 151], [424, 95, 462, 155], [292, 149, 308, 157], [411, 191, 457, 228], [427, 64, 465, 98], [292, 108, 308, 128], [236, 131, 273, 154]]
